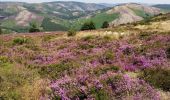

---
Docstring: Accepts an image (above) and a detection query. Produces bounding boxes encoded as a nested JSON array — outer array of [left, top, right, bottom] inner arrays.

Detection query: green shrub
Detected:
[[13, 38, 29, 45], [139, 68, 170, 91], [81, 21, 96, 31], [29, 22, 41, 33], [101, 21, 109, 28], [0, 56, 9, 64], [67, 29, 77, 37]]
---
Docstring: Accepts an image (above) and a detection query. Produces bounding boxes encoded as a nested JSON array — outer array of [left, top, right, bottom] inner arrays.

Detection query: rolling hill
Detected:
[[0, 2, 165, 33], [0, 1, 108, 32]]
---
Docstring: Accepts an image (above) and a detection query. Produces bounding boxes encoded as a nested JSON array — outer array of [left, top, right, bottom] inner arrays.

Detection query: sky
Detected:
[[1, 0, 170, 4]]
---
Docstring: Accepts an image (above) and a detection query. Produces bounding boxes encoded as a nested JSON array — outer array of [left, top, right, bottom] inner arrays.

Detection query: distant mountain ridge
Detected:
[[153, 4, 170, 12], [0, 1, 166, 33]]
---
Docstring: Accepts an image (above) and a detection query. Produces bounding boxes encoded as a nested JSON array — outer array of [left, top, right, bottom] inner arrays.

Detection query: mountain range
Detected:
[[0, 1, 169, 33]]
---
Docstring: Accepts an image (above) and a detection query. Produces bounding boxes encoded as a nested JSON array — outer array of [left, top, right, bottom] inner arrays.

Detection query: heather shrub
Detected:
[[106, 74, 160, 99], [99, 51, 114, 64], [139, 68, 170, 91], [13, 37, 29, 45], [67, 29, 77, 37], [166, 47, 170, 59], [39, 61, 76, 79]]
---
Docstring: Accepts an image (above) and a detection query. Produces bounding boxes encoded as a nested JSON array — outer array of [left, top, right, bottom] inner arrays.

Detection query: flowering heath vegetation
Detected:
[[0, 30, 169, 99]]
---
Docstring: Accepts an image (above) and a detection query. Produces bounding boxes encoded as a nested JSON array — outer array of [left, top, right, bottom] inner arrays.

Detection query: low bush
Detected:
[[29, 22, 41, 33], [67, 29, 77, 37], [139, 68, 170, 91], [101, 21, 109, 28], [13, 38, 29, 45], [81, 21, 96, 31]]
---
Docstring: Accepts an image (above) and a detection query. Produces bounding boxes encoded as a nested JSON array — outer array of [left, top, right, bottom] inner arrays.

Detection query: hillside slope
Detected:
[[71, 3, 162, 30], [0, 2, 163, 32], [0, 13, 169, 99], [0, 1, 108, 32], [108, 3, 161, 25]]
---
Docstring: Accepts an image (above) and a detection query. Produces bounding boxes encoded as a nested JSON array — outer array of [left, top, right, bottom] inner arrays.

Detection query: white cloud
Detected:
[[1, 0, 170, 4]]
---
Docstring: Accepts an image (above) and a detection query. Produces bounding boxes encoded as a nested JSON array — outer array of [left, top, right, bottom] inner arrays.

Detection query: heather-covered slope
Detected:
[[0, 13, 170, 99]]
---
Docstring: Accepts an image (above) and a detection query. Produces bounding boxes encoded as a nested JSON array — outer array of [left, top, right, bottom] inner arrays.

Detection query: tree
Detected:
[[101, 21, 109, 28], [29, 22, 41, 33], [81, 21, 96, 31]]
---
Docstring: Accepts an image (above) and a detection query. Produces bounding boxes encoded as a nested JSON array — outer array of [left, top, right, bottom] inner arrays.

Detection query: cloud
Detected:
[[1, 0, 170, 4]]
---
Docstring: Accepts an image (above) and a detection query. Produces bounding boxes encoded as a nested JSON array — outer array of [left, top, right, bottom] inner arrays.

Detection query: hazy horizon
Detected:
[[1, 0, 170, 4]]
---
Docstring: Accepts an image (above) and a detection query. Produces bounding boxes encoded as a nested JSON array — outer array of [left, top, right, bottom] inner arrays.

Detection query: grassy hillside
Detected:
[[41, 18, 68, 31], [72, 12, 119, 30], [130, 8, 152, 19]]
